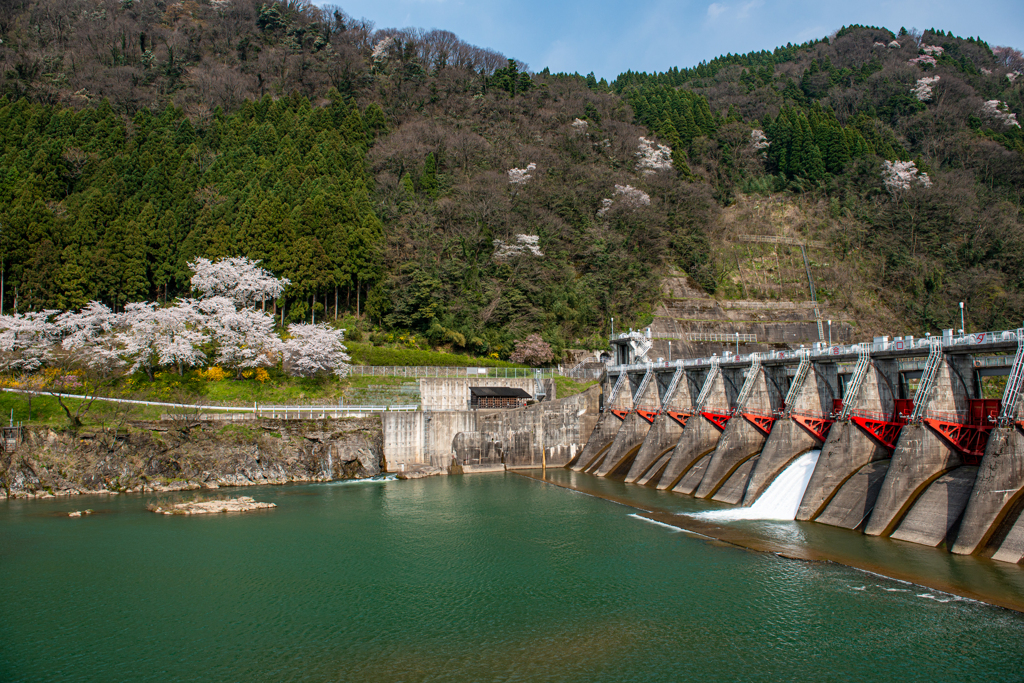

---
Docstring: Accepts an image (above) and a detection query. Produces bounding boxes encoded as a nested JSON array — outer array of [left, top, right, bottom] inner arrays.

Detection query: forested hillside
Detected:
[[0, 1, 1022, 357], [612, 26, 1024, 331]]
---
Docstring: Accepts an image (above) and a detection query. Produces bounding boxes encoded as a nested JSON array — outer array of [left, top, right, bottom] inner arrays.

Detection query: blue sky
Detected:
[[325, 0, 1024, 79]]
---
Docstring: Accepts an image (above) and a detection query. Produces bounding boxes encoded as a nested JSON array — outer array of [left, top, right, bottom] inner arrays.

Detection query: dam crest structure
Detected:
[[567, 327, 1024, 564]]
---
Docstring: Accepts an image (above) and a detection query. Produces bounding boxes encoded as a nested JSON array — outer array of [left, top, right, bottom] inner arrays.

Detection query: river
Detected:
[[2, 472, 1023, 682]]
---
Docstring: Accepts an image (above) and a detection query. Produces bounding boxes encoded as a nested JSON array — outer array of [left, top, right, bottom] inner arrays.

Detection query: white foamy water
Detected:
[[328, 474, 398, 485], [689, 450, 821, 522]]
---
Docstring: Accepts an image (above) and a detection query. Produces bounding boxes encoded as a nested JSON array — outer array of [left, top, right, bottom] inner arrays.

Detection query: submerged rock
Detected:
[[151, 496, 276, 515]]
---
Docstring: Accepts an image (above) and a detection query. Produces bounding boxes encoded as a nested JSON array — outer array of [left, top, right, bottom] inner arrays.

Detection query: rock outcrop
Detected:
[[0, 417, 383, 498], [151, 496, 276, 515]]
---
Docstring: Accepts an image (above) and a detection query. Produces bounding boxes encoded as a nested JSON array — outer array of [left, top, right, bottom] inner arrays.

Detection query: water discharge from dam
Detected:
[[691, 450, 821, 522]]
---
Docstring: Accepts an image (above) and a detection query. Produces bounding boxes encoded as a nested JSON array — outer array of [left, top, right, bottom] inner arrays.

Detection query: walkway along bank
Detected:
[[560, 328, 1024, 564]]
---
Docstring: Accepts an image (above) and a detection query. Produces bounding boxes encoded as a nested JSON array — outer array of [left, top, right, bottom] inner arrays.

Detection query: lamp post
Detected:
[[959, 302, 965, 335], [668, 341, 672, 363], [610, 317, 614, 339], [735, 332, 739, 356], [827, 320, 832, 345]]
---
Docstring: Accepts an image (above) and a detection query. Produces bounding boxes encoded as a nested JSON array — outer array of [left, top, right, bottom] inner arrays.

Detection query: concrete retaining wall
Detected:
[[474, 386, 600, 468], [383, 411, 477, 469]]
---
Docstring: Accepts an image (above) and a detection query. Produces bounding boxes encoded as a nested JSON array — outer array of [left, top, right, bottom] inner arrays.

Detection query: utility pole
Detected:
[[828, 320, 832, 345], [959, 302, 965, 335]]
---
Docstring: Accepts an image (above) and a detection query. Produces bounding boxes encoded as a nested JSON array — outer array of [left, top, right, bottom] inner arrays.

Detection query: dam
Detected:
[[554, 327, 1024, 563]]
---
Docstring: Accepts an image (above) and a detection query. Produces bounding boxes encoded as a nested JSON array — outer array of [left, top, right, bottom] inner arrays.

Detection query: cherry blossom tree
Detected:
[[200, 297, 281, 376], [55, 301, 124, 372], [750, 129, 770, 153], [911, 76, 940, 102], [509, 334, 553, 366], [571, 118, 588, 134], [506, 163, 537, 185], [598, 184, 650, 217], [492, 234, 544, 260], [117, 301, 210, 377], [908, 55, 937, 68], [882, 160, 932, 206], [371, 35, 395, 65], [982, 100, 1020, 128], [189, 257, 290, 309], [0, 311, 59, 373], [635, 137, 673, 175], [282, 323, 351, 378]]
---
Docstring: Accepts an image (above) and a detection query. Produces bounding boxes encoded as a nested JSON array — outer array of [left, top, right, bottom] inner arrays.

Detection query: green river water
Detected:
[[2, 471, 1024, 682]]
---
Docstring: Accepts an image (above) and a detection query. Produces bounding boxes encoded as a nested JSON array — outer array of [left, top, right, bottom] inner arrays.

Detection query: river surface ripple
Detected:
[[2, 472, 1023, 682]]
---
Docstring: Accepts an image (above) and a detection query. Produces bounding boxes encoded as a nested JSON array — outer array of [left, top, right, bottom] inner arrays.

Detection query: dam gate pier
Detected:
[[571, 328, 1024, 563]]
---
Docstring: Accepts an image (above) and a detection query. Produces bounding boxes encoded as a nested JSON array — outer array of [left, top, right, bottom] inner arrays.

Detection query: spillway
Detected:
[[689, 449, 821, 522]]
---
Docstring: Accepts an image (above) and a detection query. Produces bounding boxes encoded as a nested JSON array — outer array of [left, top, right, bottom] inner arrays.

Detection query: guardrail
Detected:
[[346, 365, 561, 379], [256, 404, 419, 419]]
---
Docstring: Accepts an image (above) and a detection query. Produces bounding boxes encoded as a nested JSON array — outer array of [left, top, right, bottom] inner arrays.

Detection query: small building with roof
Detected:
[[469, 387, 532, 410]]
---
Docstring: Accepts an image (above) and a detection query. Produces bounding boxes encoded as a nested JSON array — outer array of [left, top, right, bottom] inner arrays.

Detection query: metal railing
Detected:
[[999, 328, 1024, 426], [606, 329, 1021, 374], [256, 404, 418, 419], [783, 350, 811, 417], [345, 365, 559, 379]]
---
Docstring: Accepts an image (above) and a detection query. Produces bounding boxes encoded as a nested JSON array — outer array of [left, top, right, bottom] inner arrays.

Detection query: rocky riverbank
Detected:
[[0, 417, 384, 499]]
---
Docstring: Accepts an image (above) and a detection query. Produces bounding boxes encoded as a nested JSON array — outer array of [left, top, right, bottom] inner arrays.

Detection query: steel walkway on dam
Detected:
[[579, 328, 1024, 563]]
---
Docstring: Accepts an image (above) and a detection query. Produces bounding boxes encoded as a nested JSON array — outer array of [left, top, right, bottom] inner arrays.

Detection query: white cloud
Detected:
[[707, 3, 726, 19], [737, 0, 763, 18]]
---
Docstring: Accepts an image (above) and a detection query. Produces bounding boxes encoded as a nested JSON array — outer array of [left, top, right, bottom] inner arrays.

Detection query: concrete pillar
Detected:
[[890, 466, 979, 547], [813, 460, 891, 529], [593, 370, 662, 476], [992, 517, 1024, 563], [656, 367, 735, 490], [743, 362, 836, 505], [625, 367, 701, 484], [951, 427, 1024, 555], [696, 365, 784, 500], [571, 372, 633, 472], [797, 361, 897, 521], [865, 356, 973, 538]]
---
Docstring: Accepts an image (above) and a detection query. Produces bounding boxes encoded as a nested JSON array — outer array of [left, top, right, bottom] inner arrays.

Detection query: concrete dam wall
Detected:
[[384, 386, 601, 471], [563, 329, 1024, 564]]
